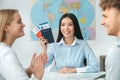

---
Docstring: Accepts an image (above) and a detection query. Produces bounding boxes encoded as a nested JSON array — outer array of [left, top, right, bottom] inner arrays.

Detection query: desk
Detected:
[[42, 72, 105, 80]]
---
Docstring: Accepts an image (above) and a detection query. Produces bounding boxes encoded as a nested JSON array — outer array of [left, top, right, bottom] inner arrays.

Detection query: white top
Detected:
[[105, 38, 120, 80], [0, 42, 29, 80]]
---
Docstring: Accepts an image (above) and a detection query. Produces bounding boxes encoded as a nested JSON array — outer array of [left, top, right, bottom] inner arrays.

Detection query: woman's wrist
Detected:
[[26, 67, 32, 77], [34, 74, 42, 80]]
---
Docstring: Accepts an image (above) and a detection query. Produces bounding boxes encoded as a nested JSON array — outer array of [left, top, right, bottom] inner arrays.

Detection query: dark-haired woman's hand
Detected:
[[39, 37, 48, 51], [58, 67, 76, 73]]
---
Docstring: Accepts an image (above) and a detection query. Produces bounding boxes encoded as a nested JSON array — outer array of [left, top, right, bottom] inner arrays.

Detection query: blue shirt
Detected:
[[45, 37, 100, 72], [105, 37, 120, 80]]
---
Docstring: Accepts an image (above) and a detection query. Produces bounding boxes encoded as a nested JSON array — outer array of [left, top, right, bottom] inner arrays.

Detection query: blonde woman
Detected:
[[0, 9, 47, 80]]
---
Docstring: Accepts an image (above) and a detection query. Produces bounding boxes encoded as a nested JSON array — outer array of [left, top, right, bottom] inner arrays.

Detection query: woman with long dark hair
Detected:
[[40, 13, 100, 73]]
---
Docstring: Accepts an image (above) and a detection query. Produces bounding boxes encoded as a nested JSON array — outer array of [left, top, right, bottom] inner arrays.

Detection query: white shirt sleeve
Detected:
[[0, 49, 29, 80], [76, 67, 86, 73], [105, 44, 120, 80]]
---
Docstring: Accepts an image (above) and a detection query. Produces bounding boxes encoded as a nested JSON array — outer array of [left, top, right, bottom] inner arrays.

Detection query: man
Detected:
[[99, 0, 120, 80]]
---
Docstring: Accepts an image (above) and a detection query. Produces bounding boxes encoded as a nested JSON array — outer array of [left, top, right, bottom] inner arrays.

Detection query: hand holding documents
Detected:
[[32, 22, 54, 43]]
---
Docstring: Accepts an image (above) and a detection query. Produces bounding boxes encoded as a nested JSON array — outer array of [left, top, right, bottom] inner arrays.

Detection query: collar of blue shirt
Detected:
[[58, 37, 82, 46]]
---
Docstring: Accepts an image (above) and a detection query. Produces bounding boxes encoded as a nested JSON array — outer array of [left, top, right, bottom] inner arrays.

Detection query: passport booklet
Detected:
[[32, 22, 54, 43]]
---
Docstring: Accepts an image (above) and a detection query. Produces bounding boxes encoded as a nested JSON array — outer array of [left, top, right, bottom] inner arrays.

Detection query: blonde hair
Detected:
[[0, 9, 18, 42]]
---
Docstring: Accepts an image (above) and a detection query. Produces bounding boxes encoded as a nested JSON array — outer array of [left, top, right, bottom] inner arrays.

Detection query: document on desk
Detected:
[[42, 72, 105, 80]]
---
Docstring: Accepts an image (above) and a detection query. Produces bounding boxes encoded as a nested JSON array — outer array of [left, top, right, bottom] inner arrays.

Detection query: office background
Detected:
[[0, 0, 116, 68]]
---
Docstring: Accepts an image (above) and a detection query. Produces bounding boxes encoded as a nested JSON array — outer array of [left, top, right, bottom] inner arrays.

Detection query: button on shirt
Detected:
[[105, 37, 120, 80], [45, 37, 100, 72]]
